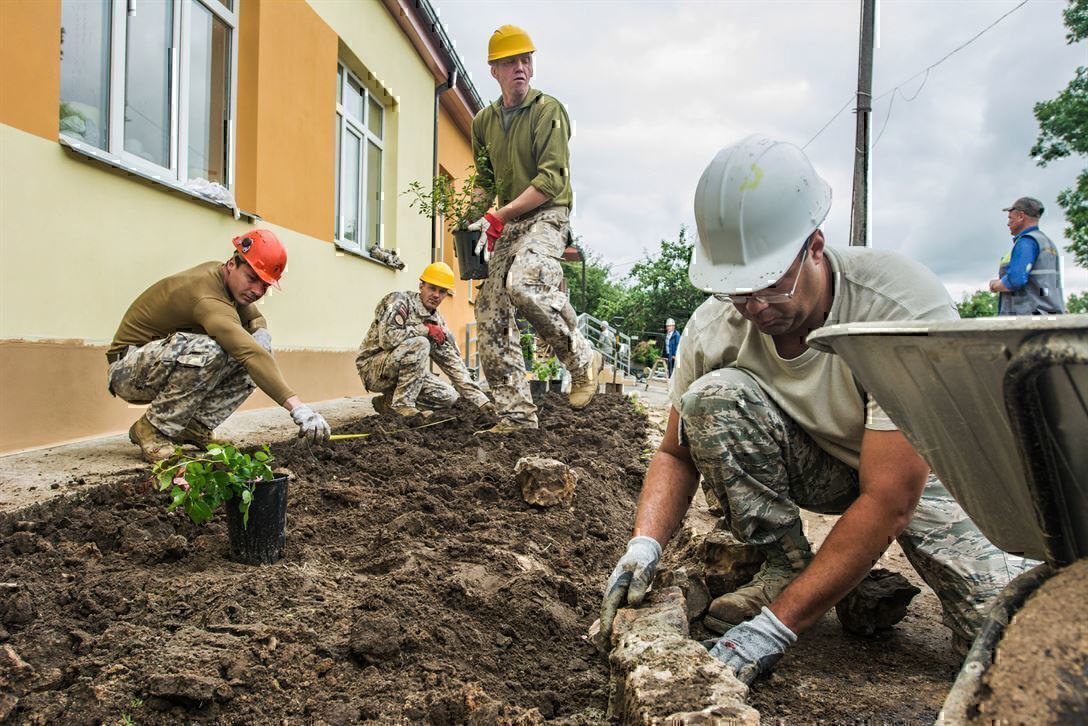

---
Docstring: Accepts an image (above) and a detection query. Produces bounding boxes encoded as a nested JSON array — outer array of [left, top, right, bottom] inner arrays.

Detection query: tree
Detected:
[[560, 244, 624, 320], [1031, 0, 1088, 267], [956, 290, 997, 318], [1067, 290, 1088, 313]]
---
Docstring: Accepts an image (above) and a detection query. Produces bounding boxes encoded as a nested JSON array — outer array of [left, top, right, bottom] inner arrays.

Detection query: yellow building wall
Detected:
[[0, 0, 445, 453], [0, 0, 60, 141]]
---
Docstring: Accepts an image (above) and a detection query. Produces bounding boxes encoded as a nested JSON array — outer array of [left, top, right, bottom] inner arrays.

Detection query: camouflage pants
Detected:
[[107, 332, 267, 438], [476, 207, 592, 424], [678, 367, 1035, 644], [357, 336, 457, 410]]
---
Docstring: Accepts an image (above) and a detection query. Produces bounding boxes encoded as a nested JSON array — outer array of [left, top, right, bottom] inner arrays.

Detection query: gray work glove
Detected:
[[290, 404, 331, 445], [252, 327, 273, 352], [708, 606, 797, 686], [600, 535, 662, 642]]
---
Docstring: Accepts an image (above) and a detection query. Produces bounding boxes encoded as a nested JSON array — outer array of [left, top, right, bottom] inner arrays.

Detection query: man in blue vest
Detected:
[[989, 197, 1065, 315], [664, 319, 680, 377]]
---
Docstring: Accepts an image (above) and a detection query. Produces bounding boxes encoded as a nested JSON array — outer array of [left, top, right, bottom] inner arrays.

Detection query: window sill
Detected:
[[333, 242, 401, 270], [58, 136, 261, 223]]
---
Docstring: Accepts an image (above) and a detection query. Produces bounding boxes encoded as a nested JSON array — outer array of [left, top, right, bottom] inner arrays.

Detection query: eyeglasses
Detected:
[[715, 246, 809, 306]]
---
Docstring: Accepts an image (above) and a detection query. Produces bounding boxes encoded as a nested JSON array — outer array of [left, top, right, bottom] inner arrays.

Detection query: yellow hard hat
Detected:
[[488, 24, 535, 63], [420, 261, 456, 295]]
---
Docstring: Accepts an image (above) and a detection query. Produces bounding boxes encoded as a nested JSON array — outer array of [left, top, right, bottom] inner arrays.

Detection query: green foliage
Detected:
[[519, 327, 535, 364], [151, 444, 275, 528], [1031, 1, 1088, 267], [403, 149, 499, 232], [956, 290, 998, 318], [1067, 290, 1088, 313], [631, 340, 660, 368], [532, 355, 561, 381]]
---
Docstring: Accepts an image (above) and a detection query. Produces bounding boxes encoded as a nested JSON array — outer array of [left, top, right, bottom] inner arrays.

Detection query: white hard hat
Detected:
[[690, 135, 831, 294], [666, 318, 676, 326]]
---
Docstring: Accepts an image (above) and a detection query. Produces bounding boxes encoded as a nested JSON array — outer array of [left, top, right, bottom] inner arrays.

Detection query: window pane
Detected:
[[344, 75, 363, 123], [187, 0, 230, 183], [213, 0, 232, 10], [337, 65, 343, 105], [334, 121, 342, 238], [366, 141, 382, 248], [341, 131, 361, 244], [60, 0, 110, 149], [368, 95, 382, 139], [124, 0, 173, 167]]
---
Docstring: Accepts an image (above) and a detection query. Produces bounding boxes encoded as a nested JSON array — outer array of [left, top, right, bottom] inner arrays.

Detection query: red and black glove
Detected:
[[424, 322, 447, 346]]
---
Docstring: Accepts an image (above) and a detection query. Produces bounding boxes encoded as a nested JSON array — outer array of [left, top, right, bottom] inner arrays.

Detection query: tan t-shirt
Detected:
[[669, 246, 957, 469], [109, 261, 294, 404]]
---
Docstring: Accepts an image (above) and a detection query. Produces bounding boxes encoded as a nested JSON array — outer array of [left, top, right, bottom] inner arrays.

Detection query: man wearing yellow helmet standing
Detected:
[[469, 25, 602, 434], [355, 262, 495, 418]]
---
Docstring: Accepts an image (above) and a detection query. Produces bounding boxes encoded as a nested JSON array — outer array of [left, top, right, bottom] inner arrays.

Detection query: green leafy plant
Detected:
[[533, 355, 562, 381], [151, 444, 275, 528], [519, 327, 536, 366], [404, 149, 501, 232]]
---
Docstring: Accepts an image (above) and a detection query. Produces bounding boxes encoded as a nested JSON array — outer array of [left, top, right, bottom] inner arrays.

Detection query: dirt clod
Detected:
[[515, 455, 577, 507], [835, 568, 921, 636]]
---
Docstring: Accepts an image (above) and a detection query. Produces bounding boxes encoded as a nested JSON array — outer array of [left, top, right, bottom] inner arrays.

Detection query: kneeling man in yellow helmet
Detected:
[[355, 262, 495, 418]]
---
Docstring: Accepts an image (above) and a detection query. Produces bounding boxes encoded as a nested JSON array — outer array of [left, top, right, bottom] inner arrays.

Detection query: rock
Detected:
[[147, 672, 232, 705], [605, 587, 759, 725], [349, 614, 401, 664], [701, 530, 764, 598], [835, 568, 921, 636], [514, 456, 576, 508], [657, 567, 711, 622]]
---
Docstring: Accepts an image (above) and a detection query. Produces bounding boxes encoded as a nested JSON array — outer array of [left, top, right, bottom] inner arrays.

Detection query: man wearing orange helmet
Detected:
[[469, 24, 602, 434], [107, 229, 331, 462], [355, 262, 494, 418]]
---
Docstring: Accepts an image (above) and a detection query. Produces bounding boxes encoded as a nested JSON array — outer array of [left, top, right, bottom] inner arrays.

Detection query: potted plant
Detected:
[[530, 355, 562, 398], [151, 444, 289, 566], [404, 150, 501, 280]]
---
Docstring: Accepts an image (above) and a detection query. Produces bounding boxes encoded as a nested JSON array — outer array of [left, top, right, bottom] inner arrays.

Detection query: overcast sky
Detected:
[[435, 0, 1087, 299]]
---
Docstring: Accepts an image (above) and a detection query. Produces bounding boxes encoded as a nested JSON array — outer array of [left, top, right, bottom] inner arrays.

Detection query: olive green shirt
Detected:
[[472, 88, 573, 210], [109, 261, 295, 404]]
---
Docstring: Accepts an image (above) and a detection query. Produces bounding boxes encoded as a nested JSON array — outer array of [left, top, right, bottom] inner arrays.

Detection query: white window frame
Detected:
[[61, 0, 239, 189], [335, 62, 385, 257]]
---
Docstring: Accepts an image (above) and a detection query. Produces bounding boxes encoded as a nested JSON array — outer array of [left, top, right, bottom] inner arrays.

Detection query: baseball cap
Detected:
[[1002, 197, 1044, 217]]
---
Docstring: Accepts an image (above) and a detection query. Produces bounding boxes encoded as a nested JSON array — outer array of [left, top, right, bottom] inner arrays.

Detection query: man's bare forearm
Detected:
[[632, 407, 701, 545]]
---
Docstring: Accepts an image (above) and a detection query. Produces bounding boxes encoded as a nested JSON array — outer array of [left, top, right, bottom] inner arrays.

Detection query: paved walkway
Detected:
[[1, 386, 673, 515]]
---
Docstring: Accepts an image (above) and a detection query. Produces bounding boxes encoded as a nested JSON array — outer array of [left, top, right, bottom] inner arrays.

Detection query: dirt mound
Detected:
[[0, 394, 646, 724]]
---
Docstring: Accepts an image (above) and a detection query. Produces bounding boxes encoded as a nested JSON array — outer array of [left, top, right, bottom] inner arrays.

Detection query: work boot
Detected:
[[176, 419, 226, 448], [474, 418, 539, 435], [390, 405, 433, 420], [569, 351, 603, 410], [703, 524, 813, 634], [372, 393, 393, 416], [128, 415, 177, 464]]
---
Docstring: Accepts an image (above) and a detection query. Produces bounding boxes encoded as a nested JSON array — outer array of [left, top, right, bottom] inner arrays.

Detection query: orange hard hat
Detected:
[[232, 229, 287, 289]]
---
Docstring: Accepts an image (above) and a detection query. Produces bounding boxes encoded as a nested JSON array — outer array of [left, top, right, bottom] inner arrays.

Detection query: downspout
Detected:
[[432, 69, 458, 263]]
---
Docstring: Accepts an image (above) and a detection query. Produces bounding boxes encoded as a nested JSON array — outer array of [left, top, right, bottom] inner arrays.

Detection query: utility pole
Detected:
[[850, 0, 876, 247]]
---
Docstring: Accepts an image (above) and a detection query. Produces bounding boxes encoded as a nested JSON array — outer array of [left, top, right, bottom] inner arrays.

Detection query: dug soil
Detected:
[[1, 395, 646, 724], [2, 393, 969, 724]]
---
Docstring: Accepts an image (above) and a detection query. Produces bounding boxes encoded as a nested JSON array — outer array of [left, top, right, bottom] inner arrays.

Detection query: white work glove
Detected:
[[708, 606, 797, 686], [599, 535, 662, 642], [252, 327, 273, 352], [290, 404, 331, 445], [468, 212, 504, 263]]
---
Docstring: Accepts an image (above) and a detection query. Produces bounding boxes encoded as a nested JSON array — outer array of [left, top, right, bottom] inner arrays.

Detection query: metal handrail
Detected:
[[576, 312, 633, 377]]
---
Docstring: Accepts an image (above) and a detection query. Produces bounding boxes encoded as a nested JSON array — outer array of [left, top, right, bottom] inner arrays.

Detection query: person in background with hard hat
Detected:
[[468, 24, 602, 434], [663, 319, 680, 377], [600, 136, 1033, 685], [989, 197, 1065, 315], [599, 321, 615, 367], [108, 230, 332, 462], [356, 262, 495, 419]]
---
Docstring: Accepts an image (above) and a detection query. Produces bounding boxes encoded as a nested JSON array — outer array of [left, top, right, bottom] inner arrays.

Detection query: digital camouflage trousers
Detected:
[[107, 332, 269, 438], [475, 207, 593, 425], [357, 336, 458, 410], [678, 367, 1035, 645]]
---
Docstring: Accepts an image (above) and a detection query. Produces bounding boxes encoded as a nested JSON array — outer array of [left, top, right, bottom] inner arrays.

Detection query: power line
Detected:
[[804, 0, 1031, 150]]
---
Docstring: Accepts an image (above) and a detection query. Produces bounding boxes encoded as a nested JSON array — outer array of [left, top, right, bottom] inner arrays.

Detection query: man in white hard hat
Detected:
[[599, 135, 1032, 685], [663, 318, 680, 377], [356, 262, 494, 419], [467, 24, 602, 434]]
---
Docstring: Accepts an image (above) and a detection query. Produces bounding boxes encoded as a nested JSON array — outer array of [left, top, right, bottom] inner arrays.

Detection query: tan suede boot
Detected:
[[569, 351, 603, 409], [704, 525, 813, 633], [176, 419, 227, 448], [128, 415, 177, 463]]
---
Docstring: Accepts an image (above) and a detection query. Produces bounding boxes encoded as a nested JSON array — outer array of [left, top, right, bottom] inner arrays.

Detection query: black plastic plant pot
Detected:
[[529, 379, 549, 399], [226, 475, 288, 566], [453, 229, 489, 280]]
